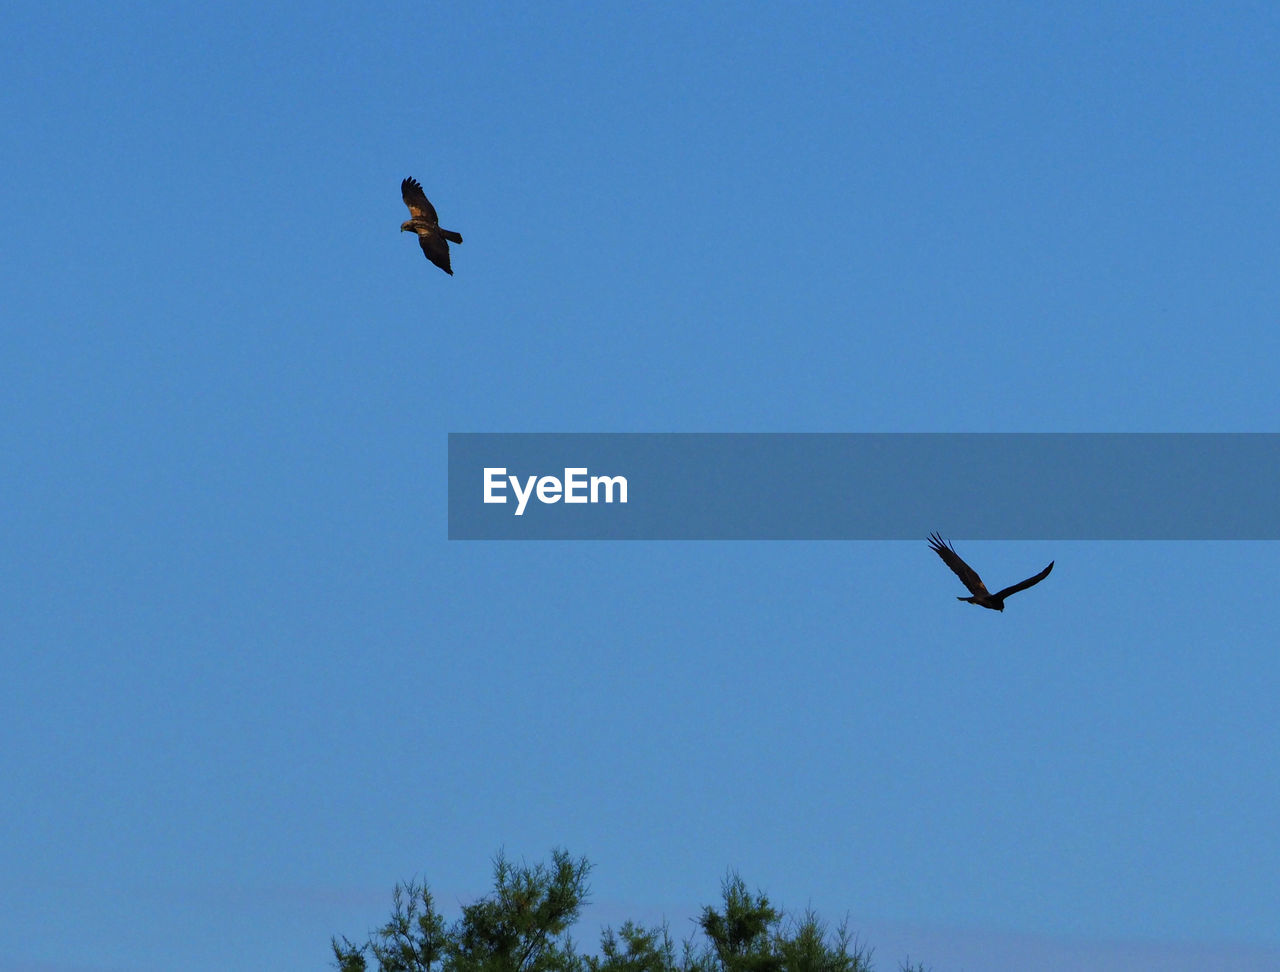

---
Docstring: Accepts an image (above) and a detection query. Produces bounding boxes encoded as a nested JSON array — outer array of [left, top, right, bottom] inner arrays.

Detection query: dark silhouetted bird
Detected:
[[401, 177, 462, 275], [927, 533, 1053, 611]]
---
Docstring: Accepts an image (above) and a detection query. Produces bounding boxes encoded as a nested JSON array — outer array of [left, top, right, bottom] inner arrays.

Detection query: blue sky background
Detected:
[[2, 2, 1278, 970]]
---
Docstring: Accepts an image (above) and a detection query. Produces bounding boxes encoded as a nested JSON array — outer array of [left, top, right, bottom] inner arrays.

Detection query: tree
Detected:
[[587, 921, 679, 972], [332, 850, 925, 972], [696, 874, 781, 972], [333, 849, 588, 972], [449, 848, 590, 972], [332, 879, 446, 972], [773, 909, 871, 972]]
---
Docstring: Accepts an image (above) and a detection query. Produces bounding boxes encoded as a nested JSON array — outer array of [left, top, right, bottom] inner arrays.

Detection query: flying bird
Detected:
[[400, 177, 462, 275], [927, 533, 1053, 611]]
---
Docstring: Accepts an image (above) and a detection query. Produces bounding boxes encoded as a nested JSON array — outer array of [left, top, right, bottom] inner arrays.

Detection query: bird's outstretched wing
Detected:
[[992, 561, 1054, 601], [402, 177, 439, 223], [418, 234, 453, 275], [928, 533, 990, 597]]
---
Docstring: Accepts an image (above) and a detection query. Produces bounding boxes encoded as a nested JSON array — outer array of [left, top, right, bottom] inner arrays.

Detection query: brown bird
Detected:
[[928, 533, 1053, 611], [400, 177, 462, 275]]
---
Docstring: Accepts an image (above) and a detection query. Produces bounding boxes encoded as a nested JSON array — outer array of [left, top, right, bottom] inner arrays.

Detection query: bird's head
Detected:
[[400, 221, 412, 233]]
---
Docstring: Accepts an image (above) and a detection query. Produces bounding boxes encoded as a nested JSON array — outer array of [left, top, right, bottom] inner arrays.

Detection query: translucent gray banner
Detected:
[[447, 434, 1280, 539]]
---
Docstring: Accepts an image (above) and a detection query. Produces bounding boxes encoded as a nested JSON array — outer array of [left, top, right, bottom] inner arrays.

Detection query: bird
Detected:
[[400, 177, 462, 275], [927, 533, 1053, 611]]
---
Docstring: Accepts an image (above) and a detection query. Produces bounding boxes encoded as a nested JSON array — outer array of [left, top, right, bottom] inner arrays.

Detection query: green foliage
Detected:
[[697, 874, 780, 972], [331, 879, 446, 972], [587, 921, 679, 972], [333, 850, 918, 972], [450, 848, 590, 972], [687, 875, 871, 972], [774, 910, 872, 972], [334, 849, 588, 972]]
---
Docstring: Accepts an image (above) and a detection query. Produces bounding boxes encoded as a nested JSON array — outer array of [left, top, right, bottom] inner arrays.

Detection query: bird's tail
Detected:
[[441, 229, 463, 244]]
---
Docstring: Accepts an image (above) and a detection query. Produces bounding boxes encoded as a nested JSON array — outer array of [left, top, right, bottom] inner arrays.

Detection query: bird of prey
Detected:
[[927, 533, 1053, 611], [400, 177, 462, 275]]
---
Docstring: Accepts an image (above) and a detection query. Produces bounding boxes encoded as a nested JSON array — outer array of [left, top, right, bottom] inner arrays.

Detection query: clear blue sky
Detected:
[[2, 3, 1278, 970]]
